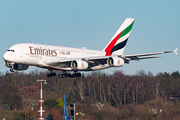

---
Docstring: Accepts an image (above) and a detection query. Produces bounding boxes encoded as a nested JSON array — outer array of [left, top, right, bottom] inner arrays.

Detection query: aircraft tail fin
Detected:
[[63, 93, 71, 120], [104, 18, 135, 56]]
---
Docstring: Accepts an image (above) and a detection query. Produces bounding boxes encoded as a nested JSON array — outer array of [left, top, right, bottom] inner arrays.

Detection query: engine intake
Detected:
[[14, 64, 29, 70], [5, 61, 29, 70], [107, 57, 124, 67], [71, 60, 88, 70]]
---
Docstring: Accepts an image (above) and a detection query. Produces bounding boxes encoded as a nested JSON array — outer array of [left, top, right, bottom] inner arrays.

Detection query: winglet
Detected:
[[174, 48, 178, 55]]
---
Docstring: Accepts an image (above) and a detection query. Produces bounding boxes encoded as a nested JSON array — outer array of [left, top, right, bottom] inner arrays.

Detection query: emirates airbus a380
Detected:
[[3, 18, 178, 78]]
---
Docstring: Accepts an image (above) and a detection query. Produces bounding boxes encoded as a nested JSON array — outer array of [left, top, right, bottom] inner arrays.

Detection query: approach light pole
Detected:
[[74, 103, 75, 120], [37, 79, 47, 120]]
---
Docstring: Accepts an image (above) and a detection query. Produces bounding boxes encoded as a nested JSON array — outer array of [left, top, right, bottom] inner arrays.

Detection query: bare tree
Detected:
[[74, 78, 85, 100]]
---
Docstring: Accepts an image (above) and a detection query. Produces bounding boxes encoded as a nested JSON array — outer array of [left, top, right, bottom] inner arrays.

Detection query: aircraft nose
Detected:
[[3, 52, 10, 61]]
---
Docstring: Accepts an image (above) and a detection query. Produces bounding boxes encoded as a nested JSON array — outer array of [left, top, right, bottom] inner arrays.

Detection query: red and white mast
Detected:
[[37, 80, 47, 120]]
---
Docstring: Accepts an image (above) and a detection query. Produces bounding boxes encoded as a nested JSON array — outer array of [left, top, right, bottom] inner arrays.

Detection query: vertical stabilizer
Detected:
[[104, 18, 135, 56], [63, 93, 71, 120]]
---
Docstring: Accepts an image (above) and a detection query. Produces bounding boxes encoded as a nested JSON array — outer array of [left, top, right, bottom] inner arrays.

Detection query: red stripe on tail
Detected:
[[105, 31, 123, 56]]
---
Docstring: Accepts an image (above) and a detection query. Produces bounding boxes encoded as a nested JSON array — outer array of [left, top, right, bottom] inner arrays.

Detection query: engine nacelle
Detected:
[[71, 60, 88, 70], [14, 63, 29, 70], [14, 64, 29, 70], [107, 57, 124, 67], [5, 61, 29, 70]]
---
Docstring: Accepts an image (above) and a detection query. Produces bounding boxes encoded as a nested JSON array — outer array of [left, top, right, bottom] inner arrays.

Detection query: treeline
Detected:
[[0, 70, 180, 119], [72, 70, 180, 106]]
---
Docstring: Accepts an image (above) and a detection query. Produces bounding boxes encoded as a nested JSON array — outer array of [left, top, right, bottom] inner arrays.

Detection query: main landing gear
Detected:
[[47, 70, 56, 77], [58, 72, 81, 78], [47, 70, 81, 78]]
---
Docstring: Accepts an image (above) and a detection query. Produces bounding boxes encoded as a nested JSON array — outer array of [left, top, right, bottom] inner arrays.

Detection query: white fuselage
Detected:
[[3, 43, 106, 70]]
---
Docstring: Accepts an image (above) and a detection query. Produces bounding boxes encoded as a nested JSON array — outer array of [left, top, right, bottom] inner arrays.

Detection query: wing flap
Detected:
[[138, 56, 160, 60], [124, 51, 165, 57]]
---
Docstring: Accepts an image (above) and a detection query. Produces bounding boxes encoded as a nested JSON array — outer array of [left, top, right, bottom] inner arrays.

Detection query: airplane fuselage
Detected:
[[3, 43, 106, 70]]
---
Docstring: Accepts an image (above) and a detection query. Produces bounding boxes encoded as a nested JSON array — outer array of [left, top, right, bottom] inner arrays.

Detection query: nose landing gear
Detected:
[[10, 63, 15, 72], [10, 68, 15, 72]]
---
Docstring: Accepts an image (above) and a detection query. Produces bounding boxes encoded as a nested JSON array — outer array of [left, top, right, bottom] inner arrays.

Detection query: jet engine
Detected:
[[14, 64, 29, 70], [71, 60, 88, 70], [5, 61, 29, 70], [107, 57, 124, 67]]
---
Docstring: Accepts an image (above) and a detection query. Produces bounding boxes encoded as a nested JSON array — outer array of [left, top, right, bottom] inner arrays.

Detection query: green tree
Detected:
[[57, 99, 63, 107], [13, 108, 23, 120], [66, 88, 76, 105], [170, 71, 180, 97], [171, 71, 180, 79], [90, 83, 96, 103], [44, 98, 58, 109], [3, 104, 9, 110], [160, 72, 171, 96]]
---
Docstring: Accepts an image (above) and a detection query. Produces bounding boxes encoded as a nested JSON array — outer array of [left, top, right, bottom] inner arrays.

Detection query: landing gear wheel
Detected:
[[74, 72, 81, 77], [78, 72, 81, 77], [67, 73, 72, 78], [58, 74, 62, 78], [75, 73, 78, 77], [53, 73, 56, 76], [47, 72, 56, 78], [10, 68, 15, 72], [47, 74, 52, 78], [58, 72, 81, 78], [62, 73, 67, 78], [72, 73, 75, 78], [61, 74, 64, 78]]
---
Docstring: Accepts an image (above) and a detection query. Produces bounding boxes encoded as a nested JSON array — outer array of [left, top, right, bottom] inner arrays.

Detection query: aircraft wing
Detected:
[[42, 48, 177, 70], [82, 48, 178, 63], [43, 57, 109, 70], [121, 48, 178, 62]]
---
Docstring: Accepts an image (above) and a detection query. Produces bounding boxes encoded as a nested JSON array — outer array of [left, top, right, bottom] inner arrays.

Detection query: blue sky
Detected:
[[0, 0, 180, 75]]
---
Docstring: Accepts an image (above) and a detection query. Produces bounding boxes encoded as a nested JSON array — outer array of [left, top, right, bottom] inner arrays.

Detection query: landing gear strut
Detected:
[[10, 63, 15, 72]]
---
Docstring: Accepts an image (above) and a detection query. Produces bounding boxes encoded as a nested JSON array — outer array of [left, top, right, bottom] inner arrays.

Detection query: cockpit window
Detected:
[[7, 49, 15, 52]]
